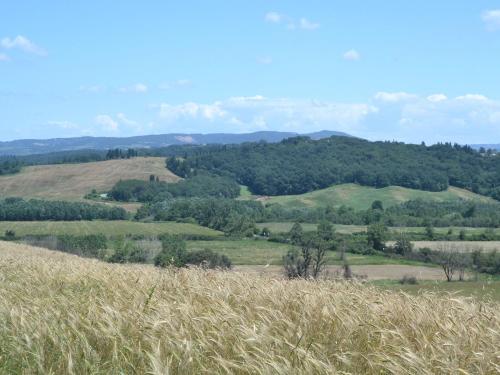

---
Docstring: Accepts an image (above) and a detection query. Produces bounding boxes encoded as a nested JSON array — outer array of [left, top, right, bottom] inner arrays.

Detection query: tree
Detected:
[[393, 232, 413, 256], [289, 222, 304, 245], [367, 223, 388, 251], [154, 236, 188, 268], [425, 223, 435, 240], [371, 200, 384, 211], [433, 244, 460, 282]]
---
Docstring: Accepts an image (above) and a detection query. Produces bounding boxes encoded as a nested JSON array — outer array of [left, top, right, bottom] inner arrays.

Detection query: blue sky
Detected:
[[1, 1, 500, 144]]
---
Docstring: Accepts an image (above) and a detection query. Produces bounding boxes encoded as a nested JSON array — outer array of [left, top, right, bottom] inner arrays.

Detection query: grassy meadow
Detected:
[[0, 241, 498, 374], [248, 183, 495, 210], [0, 220, 221, 238]]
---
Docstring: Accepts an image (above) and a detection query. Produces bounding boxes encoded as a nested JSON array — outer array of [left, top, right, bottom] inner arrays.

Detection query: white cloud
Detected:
[[456, 94, 489, 101], [0, 53, 9, 61], [427, 94, 447, 102], [119, 83, 148, 93], [257, 56, 273, 65], [156, 96, 377, 134], [482, 10, 500, 31], [265, 12, 283, 23], [95, 115, 119, 131], [299, 18, 320, 30], [343, 49, 360, 61], [0, 35, 46, 56], [374, 92, 418, 102]]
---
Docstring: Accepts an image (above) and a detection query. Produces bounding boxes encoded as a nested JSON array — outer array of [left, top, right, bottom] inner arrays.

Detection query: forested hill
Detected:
[[167, 136, 500, 200]]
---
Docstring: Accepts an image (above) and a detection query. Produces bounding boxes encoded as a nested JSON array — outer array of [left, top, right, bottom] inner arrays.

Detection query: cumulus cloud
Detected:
[[116, 113, 138, 126], [456, 94, 489, 101], [299, 18, 320, 30], [95, 115, 119, 131], [156, 96, 377, 135], [0, 35, 46, 56], [482, 10, 500, 31], [343, 49, 360, 61], [374, 92, 418, 103], [119, 83, 148, 93], [427, 94, 447, 102]]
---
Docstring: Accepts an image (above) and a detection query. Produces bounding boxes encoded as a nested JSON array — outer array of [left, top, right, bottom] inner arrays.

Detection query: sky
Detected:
[[1, 1, 500, 144]]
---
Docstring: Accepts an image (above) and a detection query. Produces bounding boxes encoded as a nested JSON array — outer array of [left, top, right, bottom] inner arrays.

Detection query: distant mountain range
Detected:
[[0, 130, 352, 156]]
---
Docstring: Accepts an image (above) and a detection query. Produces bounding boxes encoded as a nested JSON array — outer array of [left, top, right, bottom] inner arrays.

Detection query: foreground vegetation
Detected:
[[0, 242, 498, 374]]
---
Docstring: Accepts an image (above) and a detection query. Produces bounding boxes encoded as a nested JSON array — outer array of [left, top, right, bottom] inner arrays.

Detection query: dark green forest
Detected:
[[0, 198, 127, 221], [109, 174, 240, 202], [167, 136, 500, 199]]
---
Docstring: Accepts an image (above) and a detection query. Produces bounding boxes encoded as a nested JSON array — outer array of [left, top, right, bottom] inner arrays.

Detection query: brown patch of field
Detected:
[[234, 264, 445, 281], [0, 157, 180, 200]]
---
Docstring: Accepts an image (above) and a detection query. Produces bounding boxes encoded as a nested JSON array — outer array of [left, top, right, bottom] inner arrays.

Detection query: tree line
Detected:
[[0, 198, 127, 221], [166, 136, 500, 199]]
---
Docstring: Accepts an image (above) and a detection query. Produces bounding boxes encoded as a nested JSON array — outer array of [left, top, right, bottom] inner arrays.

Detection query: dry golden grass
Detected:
[[0, 241, 499, 374], [0, 157, 180, 200]]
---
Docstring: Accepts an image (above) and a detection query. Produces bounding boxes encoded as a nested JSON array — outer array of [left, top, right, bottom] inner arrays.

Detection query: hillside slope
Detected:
[[0, 241, 498, 374], [0, 157, 179, 200], [253, 183, 495, 210]]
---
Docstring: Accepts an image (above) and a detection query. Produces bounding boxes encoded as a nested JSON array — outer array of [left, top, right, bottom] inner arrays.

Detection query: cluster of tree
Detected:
[[166, 136, 500, 199], [263, 199, 500, 228], [0, 157, 23, 175], [23, 234, 108, 259], [109, 173, 240, 203], [105, 148, 138, 159], [154, 235, 231, 269], [138, 198, 262, 236], [0, 198, 127, 221]]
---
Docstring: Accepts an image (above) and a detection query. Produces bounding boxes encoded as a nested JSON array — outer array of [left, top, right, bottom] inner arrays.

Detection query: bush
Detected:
[[154, 236, 188, 267], [399, 275, 418, 285], [4, 230, 16, 240], [186, 249, 232, 269]]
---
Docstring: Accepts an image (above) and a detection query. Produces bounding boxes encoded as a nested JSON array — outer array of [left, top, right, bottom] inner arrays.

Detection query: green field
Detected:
[[0, 221, 222, 237], [257, 222, 500, 235], [249, 183, 494, 210], [379, 280, 500, 302], [186, 239, 429, 266]]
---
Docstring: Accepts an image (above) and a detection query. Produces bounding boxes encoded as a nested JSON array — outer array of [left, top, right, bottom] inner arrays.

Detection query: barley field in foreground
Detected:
[[0, 242, 499, 374]]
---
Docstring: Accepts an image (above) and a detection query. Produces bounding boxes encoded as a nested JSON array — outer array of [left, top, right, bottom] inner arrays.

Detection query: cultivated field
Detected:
[[0, 157, 180, 200], [407, 241, 500, 253], [250, 183, 494, 210], [257, 222, 500, 235], [0, 241, 498, 374], [0, 220, 221, 237]]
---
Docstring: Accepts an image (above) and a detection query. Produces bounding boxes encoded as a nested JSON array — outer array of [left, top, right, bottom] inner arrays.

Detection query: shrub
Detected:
[[399, 275, 418, 285]]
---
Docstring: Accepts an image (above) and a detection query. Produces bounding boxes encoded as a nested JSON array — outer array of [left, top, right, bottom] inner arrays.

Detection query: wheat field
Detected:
[[0, 241, 499, 374]]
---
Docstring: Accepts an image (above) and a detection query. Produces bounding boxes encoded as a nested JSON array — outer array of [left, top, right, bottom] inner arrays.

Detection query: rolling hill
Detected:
[[0, 157, 180, 200], [249, 183, 496, 211], [0, 130, 351, 156]]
